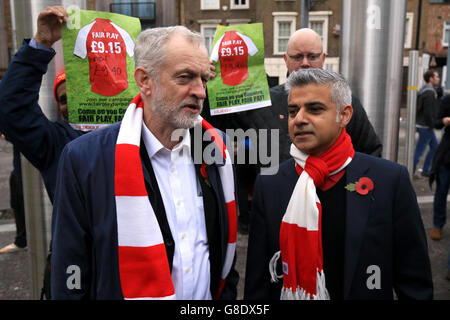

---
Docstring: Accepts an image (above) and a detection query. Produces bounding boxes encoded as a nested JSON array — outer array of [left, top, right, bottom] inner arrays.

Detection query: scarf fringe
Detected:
[[280, 269, 330, 300]]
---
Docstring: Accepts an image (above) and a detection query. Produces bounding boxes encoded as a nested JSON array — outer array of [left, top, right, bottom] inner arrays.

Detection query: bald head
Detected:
[[287, 28, 323, 53], [284, 28, 326, 73]]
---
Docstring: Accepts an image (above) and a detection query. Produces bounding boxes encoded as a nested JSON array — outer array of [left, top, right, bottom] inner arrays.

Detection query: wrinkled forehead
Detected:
[[161, 36, 210, 75], [166, 34, 209, 63]]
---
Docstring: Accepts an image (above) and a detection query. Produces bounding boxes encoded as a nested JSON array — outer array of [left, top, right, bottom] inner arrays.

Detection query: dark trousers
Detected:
[[433, 165, 450, 229], [235, 154, 257, 229], [10, 170, 26, 248]]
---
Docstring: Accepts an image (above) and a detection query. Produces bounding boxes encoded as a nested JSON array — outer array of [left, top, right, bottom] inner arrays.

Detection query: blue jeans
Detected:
[[433, 165, 450, 229], [414, 127, 438, 174]]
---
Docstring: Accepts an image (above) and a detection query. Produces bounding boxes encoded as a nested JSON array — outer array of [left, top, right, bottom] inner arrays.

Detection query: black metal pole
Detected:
[[415, 0, 422, 50], [301, 0, 310, 28]]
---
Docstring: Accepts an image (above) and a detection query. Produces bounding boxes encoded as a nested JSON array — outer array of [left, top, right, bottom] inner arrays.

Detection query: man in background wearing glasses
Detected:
[[268, 28, 382, 162]]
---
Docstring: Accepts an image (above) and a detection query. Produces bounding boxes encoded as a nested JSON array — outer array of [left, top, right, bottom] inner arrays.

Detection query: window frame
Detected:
[[404, 12, 414, 49], [443, 20, 450, 47], [200, 23, 219, 54], [230, 0, 249, 10], [201, 0, 220, 10], [308, 11, 332, 54], [273, 12, 298, 55]]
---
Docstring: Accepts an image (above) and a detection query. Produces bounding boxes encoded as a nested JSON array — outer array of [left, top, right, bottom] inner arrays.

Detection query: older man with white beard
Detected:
[[51, 24, 238, 300]]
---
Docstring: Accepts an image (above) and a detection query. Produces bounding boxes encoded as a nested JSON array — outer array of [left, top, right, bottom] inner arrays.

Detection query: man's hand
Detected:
[[33, 6, 68, 48], [209, 60, 217, 79], [443, 117, 450, 127]]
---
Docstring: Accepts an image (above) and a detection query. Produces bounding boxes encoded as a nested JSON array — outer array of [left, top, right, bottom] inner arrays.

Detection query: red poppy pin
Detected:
[[345, 177, 374, 196], [200, 162, 211, 187]]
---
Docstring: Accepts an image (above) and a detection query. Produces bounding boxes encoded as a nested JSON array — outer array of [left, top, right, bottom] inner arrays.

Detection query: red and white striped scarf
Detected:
[[115, 93, 237, 300], [270, 129, 354, 300]]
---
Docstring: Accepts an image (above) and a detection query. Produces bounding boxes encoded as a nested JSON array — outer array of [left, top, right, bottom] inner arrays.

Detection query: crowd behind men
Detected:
[[0, 5, 446, 299]]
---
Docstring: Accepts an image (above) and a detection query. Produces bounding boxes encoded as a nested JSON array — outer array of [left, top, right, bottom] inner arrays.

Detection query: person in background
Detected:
[[262, 28, 382, 162], [0, 6, 86, 298], [0, 136, 26, 254], [430, 93, 450, 241], [0, 69, 67, 254], [0, 6, 83, 204], [414, 70, 440, 177]]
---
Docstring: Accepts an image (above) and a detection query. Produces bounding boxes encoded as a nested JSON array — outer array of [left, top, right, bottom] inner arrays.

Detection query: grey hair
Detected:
[[285, 68, 352, 113], [134, 26, 204, 79]]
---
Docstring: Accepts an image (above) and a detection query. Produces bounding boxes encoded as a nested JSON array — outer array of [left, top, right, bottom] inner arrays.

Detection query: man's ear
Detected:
[[134, 67, 153, 96], [319, 52, 327, 66], [339, 104, 353, 128]]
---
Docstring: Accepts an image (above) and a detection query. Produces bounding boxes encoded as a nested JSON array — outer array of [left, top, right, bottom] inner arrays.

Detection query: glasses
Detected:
[[58, 94, 67, 105], [287, 52, 322, 62]]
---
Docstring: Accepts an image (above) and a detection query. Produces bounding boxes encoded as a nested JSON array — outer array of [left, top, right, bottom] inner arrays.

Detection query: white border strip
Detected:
[[210, 100, 271, 116]]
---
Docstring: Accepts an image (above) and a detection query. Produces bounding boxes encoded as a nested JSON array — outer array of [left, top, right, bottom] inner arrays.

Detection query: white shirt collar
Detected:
[[141, 123, 191, 159]]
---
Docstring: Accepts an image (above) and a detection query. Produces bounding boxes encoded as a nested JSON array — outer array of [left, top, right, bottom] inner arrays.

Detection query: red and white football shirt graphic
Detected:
[[210, 31, 258, 86], [74, 18, 135, 96]]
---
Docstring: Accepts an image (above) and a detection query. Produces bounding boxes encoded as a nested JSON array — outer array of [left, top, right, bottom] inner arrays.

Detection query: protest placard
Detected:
[[207, 23, 271, 116], [62, 9, 141, 130]]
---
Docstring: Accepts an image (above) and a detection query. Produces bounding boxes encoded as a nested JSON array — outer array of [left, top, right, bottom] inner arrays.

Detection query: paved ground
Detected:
[[0, 138, 12, 211], [0, 117, 449, 300]]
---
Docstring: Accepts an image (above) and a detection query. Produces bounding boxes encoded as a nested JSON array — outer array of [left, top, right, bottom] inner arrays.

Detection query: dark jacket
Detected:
[[0, 40, 84, 202], [51, 122, 239, 299], [245, 153, 433, 300], [430, 94, 450, 186], [416, 84, 438, 129]]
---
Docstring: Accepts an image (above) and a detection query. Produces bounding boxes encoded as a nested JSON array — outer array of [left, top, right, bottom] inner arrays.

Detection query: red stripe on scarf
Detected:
[[214, 279, 226, 300], [305, 157, 329, 187], [280, 202, 323, 296], [118, 244, 175, 298], [131, 93, 143, 107], [294, 129, 353, 190], [226, 200, 237, 243], [115, 144, 147, 196], [296, 163, 346, 191], [318, 128, 354, 172], [202, 120, 227, 160]]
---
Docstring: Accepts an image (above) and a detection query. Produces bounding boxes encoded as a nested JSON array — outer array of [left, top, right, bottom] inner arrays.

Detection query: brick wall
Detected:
[[423, 3, 450, 57]]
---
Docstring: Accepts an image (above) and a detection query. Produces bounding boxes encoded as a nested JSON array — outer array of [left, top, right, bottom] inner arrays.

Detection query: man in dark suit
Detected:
[[266, 28, 382, 162], [51, 26, 238, 299], [244, 69, 432, 300]]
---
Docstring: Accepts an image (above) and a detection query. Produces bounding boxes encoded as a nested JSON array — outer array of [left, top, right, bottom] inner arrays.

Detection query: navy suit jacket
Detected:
[[244, 152, 433, 300]]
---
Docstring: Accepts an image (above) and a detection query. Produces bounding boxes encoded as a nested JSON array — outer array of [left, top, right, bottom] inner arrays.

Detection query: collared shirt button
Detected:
[[185, 267, 191, 273]]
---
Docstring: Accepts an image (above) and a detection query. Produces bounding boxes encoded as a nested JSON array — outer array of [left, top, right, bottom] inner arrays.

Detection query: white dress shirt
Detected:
[[141, 124, 212, 300]]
